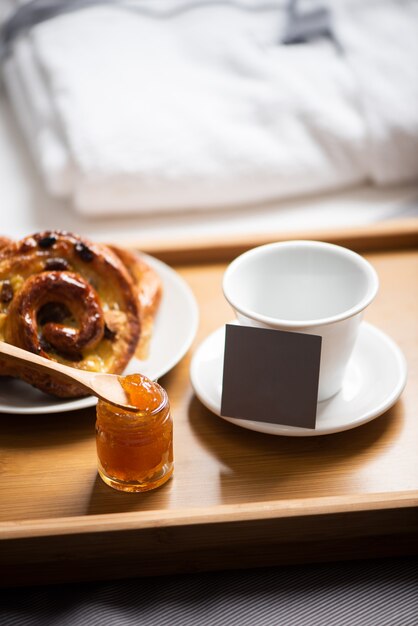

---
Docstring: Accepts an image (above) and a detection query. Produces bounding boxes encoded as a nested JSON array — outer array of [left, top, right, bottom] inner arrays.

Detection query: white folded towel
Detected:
[[2, 0, 418, 216]]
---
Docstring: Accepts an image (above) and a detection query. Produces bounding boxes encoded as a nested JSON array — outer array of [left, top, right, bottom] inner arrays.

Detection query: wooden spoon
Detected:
[[0, 341, 137, 410]]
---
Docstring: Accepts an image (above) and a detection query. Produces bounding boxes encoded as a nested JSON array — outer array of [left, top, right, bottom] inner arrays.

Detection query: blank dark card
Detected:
[[221, 324, 322, 429]]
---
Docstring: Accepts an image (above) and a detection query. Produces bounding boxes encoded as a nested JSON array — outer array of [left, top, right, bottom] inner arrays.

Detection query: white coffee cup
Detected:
[[222, 240, 379, 402]]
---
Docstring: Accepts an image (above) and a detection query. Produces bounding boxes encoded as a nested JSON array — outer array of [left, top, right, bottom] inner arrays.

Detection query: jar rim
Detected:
[[98, 380, 169, 418]]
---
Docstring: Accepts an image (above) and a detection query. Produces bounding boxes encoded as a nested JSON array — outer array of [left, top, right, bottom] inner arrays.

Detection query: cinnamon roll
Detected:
[[0, 231, 160, 398], [109, 246, 162, 360]]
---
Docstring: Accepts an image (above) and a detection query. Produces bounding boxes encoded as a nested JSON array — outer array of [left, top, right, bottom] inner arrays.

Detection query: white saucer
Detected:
[[190, 322, 407, 436]]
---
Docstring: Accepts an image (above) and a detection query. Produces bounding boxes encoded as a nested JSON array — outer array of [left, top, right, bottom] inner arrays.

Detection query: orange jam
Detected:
[[95, 373, 173, 492]]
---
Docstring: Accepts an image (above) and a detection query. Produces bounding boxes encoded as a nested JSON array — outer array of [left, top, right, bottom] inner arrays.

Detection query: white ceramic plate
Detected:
[[0, 253, 199, 414], [190, 321, 407, 436]]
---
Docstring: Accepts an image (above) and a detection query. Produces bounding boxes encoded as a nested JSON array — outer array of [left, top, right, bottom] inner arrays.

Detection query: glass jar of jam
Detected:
[[96, 373, 173, 492]]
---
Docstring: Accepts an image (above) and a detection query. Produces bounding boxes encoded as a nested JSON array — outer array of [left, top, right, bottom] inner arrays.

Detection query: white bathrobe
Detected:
[[2, 0, 418, 216]]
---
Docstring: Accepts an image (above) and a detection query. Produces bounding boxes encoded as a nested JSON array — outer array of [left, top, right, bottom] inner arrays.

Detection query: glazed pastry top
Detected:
[[0, 231, 158, 397]]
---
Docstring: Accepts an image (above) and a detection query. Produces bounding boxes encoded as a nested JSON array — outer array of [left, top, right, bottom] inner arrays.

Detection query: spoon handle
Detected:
[[0, 341, 94, 396]]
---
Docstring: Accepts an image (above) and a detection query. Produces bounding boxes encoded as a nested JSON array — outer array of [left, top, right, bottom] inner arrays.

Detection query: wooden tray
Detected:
[[1, 219, 418, 587]]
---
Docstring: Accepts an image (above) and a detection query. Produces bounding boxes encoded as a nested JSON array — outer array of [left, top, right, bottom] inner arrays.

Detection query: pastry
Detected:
[[0, 237, 12, 251], [110, 246, 162, 359], [0, 231, 161, 398]]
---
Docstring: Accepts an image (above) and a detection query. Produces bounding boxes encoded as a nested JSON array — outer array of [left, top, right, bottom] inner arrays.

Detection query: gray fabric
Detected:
[[0, 0, 114, 57], [2, 558, 418, 626], [281, 0, 338, 48]]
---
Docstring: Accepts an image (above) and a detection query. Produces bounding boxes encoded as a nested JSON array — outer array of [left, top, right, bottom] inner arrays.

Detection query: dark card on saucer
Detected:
[[221, 324, 322, 429]]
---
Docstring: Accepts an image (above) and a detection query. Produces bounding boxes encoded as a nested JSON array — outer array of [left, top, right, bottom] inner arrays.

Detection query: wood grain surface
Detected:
[[0, 228, 417, 585], [135, 217, 418, 263]]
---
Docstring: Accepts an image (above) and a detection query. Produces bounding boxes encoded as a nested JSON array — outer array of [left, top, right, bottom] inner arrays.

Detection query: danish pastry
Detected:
[[0, 231, 161, 398], [109, 245, 162, 360]]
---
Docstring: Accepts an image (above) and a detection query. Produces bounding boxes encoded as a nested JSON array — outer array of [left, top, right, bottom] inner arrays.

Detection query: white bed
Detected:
[[1, 0, 418, 241]]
